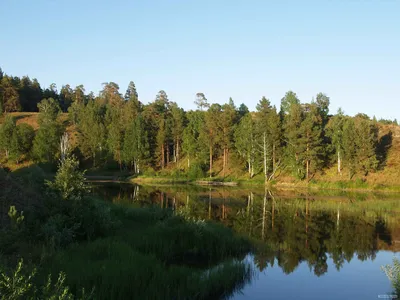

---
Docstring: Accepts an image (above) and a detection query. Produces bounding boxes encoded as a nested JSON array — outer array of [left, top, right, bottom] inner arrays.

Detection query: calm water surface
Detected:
[[91, 183, 400, 300]]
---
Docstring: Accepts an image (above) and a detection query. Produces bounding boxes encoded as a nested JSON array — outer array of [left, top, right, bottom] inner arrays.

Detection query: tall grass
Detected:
[[44, 238, 252, 300], [37, 205, 253, 299]]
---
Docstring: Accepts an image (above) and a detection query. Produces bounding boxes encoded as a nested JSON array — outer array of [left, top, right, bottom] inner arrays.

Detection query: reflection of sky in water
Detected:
[[233, 252, 399, 300]]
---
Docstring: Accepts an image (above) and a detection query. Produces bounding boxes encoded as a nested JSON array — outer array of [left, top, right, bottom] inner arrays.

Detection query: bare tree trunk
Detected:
[[272, 143, 276, 179], [223, 148, 226, 177], [262, 188, 267, 240], [306, 143, 310, 180], [161, 144, 165, 169], [209, 145, 212, 178], [263, 132, 267, 183], [172, 142, 176, 163], [166, 144, 170, 164], [338, 150, 342, 175], [337, 206, 340, 231], [176, 140, 180, 162], [248, 155, 251, 178], [208, 188, 212, 219]]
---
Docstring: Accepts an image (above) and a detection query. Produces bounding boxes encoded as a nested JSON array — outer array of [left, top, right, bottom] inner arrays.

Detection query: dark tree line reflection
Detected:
[[91, 183, 399, 276]]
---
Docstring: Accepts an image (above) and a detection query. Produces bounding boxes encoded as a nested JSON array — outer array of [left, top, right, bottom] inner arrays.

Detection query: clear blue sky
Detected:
[[1, 0, 399, 119]]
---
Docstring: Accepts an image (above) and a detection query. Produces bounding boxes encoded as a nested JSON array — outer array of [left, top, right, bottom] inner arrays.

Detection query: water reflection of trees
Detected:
[[91, 184, 398, 276]]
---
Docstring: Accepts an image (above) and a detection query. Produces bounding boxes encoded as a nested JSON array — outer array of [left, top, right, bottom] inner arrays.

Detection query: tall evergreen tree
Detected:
[[182, 110, 206, 168], [100, 82, 122, 105], [203, 104, 222, 177], [221, 98, 237, 175], [299, 103, 324, 180], [342, 117, 357, 179], [283, 102, 304, 178], [255, 97, 281, 181], [280, 91, 300, 117], [0, 77, 20, 112]]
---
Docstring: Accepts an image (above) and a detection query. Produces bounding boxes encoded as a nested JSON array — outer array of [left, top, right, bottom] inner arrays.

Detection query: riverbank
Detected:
[[0, 167, 255, 299], [1, 200, 254, 299], [129, 175, 400, 193]]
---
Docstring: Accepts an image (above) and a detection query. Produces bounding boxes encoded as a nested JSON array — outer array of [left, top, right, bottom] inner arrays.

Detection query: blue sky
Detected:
[[1, 0, 399, 119]]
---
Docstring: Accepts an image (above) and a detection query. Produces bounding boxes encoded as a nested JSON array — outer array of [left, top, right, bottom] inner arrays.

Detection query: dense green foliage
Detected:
[[0, 68, 396, 182], [0, 155, 253, 299]]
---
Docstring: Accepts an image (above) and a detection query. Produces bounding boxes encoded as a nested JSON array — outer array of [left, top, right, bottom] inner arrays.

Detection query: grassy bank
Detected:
[[129, 173, 400, 193], [0, 169, 254, 300]]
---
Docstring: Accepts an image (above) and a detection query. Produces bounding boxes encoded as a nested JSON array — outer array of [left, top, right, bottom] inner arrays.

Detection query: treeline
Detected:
[[0, 67, 397, 181]]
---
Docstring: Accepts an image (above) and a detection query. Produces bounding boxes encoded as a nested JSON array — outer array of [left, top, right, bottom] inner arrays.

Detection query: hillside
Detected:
[[1, 112, 400, 188]]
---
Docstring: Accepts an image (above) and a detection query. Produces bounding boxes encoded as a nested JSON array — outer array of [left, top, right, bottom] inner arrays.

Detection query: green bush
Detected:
[[382, 258, 400, 295], [187, 162, 205, 179], [0, 259, 93, 300]]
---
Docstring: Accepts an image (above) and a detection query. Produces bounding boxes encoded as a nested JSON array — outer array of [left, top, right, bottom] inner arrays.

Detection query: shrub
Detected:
[[0, 259, 93, 300], [187, 162, 205, 179], [382, 258, 400, 295], [46, 156, 88, 201]]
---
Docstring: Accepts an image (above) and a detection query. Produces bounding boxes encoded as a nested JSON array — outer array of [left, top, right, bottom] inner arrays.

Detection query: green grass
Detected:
[[43, 238, 252, 300], [36, 205, 253, 299]]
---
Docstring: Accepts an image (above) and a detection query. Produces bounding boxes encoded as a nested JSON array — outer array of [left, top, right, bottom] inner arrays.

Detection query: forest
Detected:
[[0, 67, 398, 183]]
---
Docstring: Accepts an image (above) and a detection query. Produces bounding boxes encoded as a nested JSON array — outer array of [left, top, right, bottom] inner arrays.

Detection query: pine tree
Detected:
[[255, 97, 281, 181], [283, 102, 304, 179], [100, 82, 123, 106], [203, 104, 222, 177], [59, 84, 73, 112], [194, 93, 209, 111], [280, 91, 300, 117], [0, 77, 20, 112], [182, 110, 206, 168], [342, 117, 357, 179], [299, 103, 324, 180], [124, 81, 142, 124], [221, 98, 236, 176]]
